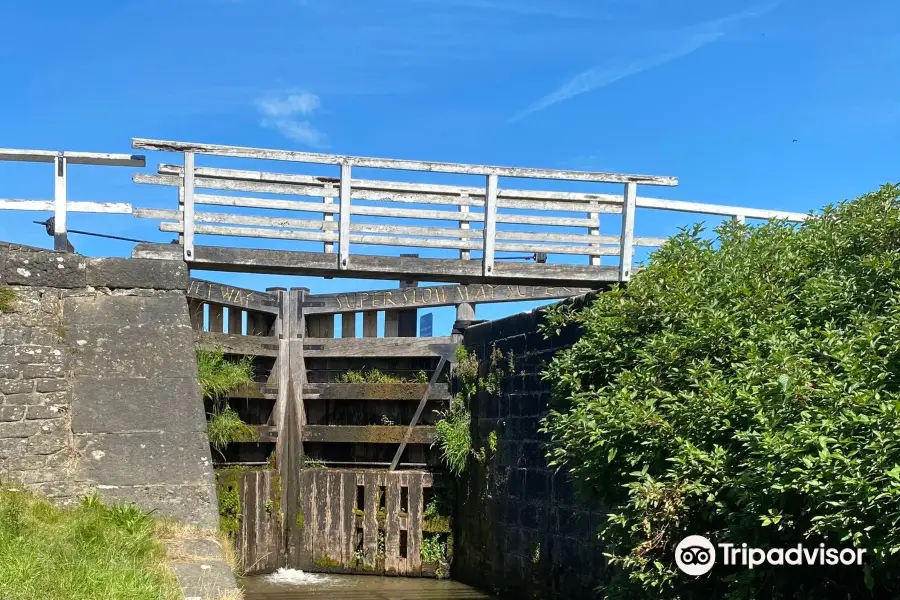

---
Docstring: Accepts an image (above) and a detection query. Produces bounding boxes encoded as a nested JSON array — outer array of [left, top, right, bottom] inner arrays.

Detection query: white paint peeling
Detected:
[[77, 340, 88, 346], [16, 268, 31, 277], [91, 450, 106, 460]]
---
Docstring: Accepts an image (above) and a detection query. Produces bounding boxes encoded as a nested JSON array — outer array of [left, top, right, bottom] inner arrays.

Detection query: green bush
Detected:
[[207, 405, 259, 452], [542, 185, 900, 598]]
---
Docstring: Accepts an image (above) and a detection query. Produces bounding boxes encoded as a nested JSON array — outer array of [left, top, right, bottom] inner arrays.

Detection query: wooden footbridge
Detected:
[[0, 139, 811, 577]]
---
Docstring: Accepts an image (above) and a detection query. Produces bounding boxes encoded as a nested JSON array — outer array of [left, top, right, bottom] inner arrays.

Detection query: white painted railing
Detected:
[[0, 148, 144, 251], [131, 138, 809, 281]]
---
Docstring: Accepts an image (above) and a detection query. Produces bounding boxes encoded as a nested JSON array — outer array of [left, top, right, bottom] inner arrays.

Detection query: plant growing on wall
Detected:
[[542, 184, 900, 598], [197, 348, 254, 399], [207, 405, 259, 454], [0, 287, 16, 313]]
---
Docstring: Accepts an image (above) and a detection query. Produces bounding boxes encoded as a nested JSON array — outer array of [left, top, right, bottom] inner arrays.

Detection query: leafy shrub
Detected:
[[542, 185, 900, 598], [421, 533, 447, 563], [434, 396, 472, 477], [197, 348, 254, 399]]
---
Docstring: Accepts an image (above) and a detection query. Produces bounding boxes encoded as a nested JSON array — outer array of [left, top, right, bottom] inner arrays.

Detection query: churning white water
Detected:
[[262, 568, 333, 586]]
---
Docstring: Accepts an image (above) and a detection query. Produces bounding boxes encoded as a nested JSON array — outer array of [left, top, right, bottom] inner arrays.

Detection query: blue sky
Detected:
[[1, 0, 898, 335]]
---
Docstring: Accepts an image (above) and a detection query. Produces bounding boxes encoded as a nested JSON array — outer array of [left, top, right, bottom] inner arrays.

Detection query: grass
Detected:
[[433, 396, 472, 476], [0, 287, 16, 313], [207, 406, 259, 453], [0, 487, 181, 600], [197, 349, 254, 399], [336, 368, 429, 384]]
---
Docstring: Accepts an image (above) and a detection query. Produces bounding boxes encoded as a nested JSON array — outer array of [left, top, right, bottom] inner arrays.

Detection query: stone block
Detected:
[[26, 404, 65, 420], [74, 431, 214, 487], [0, 420, 40, 438], [85, 258, 188, 290], [4, 251, 87, 288], [170, 560, 238, 598], [0, 406, 25, 422], [72, 376, 205, 434], [66, 325, 196, 379], [525, 469, 549, 499], [0, 379, 33, 394], [0, 437, 27, 459], [64, 294, 193, 328], [35, 378, 68, 393], [96, 484, 219, 530], [23, 364, 66, 379]]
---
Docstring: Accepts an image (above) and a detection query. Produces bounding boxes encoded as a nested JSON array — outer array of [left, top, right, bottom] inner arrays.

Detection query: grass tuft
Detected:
[[433, 396, 471, 476], [197, 349, 254, 399], [0, 487, 181, 600], [0, 287, 16, 313], [336, 368, 430, 384], [207, 406, 259, 452]]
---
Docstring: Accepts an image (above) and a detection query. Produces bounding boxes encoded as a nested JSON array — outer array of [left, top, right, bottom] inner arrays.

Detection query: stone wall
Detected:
[[453, 293, 606, 599], [0, 243, 219, 529]]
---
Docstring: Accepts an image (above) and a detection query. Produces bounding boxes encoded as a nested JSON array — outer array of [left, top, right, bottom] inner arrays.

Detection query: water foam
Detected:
[[262, 568, 333, 586]]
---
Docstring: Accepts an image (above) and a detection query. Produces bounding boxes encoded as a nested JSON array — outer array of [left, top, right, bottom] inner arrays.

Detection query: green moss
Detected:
[[313, 556, 342, 569], [296, 499, 304, 529], [215, 467, 247, 538], [336, 369, 405, 383], [488, 430, 498, 455], [423, 515, 451, 533], [0, 287, 16, 313], [353, 508, 364, 517]]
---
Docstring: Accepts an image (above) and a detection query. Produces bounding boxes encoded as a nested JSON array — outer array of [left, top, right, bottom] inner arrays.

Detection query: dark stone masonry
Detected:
[[0, 243, 218, 529], [454, 293, 606, 600]]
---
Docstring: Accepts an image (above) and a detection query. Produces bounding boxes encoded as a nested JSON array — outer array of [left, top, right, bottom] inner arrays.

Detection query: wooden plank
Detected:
[[187, 278, 279, 315], [196, 330, 280, 357], [298, 470, 315, 568], [304, 383, 450, 401], [133, 137, 678, 185], [363, 312, 377, 338], [407, 472, 423, 575], [0, 199, 133, 213], [363, 473, 379, 569], [208, 304, 224, 333], [339, 163, 351, 270], [246, 312, 271, 336], [619, 182, 637, 281], [131, 243, 621, 286], [303, 337, 454, 358], [315, 473, 329, 566], [327, 471, 343, 566], [306, 283, 591, 314], [228, 307, 243, 335], [636, 196, 809, 222], [0, 148, 144, 166], [385, 474, 401, 574], [384, 309, 398, 338], [187, 299, 204, 331], [341, 313, 356, 338], [307, 314, 335, 339], [341, 471, 356, 567], [183, 151, 195, 261], [323, 187, 335, 253], [483, 175, 498, 276], [302, 426, 436, 444]]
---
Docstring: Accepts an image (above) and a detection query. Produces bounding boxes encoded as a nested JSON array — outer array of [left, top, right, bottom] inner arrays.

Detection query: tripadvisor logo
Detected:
[[675, 535, 867, 576]]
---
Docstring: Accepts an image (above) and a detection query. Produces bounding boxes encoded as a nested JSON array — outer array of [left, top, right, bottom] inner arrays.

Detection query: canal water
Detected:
[[241, 569, 495, 600]]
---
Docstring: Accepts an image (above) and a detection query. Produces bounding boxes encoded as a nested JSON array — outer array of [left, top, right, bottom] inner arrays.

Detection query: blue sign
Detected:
[[420, 313, 433, 337]]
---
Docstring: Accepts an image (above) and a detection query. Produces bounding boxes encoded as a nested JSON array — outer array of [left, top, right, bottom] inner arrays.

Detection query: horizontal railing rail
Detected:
[[0, 148, 145, 251]]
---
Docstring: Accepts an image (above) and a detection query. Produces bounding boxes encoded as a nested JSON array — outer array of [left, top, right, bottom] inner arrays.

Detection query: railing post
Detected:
[[458, 194, 470, 261], [588, 200, 601, 266], [618, 182, 637, 281], [338, 162, 351, 270], [323, 183, 335, 253], [53, 153, 69, 252], [183, 151, 195, 261], [483, 174, 498, 276]]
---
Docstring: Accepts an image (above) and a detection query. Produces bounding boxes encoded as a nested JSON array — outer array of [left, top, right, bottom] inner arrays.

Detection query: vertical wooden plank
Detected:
[[397, 472, 409, 575], [188, 300, 204, 331], [247, 312, 267, 336], [341, 312, 356, 338], [341, 471, 356, 567], [183, 151, 195, 261], [228, 307, 243, 335], [307, 314, 335, 338], [53, 155, 69, 252], [323, 185, 335, 253], [338, 162, 351, 270], [397, 263, 418, 338], [316, 472, 330, 567], [588, 200, 601, 266], [385, 473, 401, 574], [407, 472, 423, 575], [327, 471, 344, 566], [619, 182, 637, 281], [482, 174, 498, 277], [363, 473, 378, 569], [208, 304, 224, 333], [458, 195, 471, 261], [384, 310, 399, 338], [298, 470, 315, 568], [363, 312, 377, 338]]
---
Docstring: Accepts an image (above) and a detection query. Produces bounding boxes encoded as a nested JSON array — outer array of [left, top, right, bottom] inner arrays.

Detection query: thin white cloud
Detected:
[[511, 1, 783, 121], [257, 92, 328, 147]]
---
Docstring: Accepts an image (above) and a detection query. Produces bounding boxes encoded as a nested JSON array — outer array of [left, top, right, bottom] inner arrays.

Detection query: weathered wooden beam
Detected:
[[303, 383, 450, 401], [195, 331, 280, 357], [304, 282, 593, 314], [302, 425, 436, 444], [133, 138, 678, 186], [302, 337, 454, 358], [226, 382, 277, 400], [0, 148, 144, 166], [131, 243, 620, 286], [187, 278, 279, 315]]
